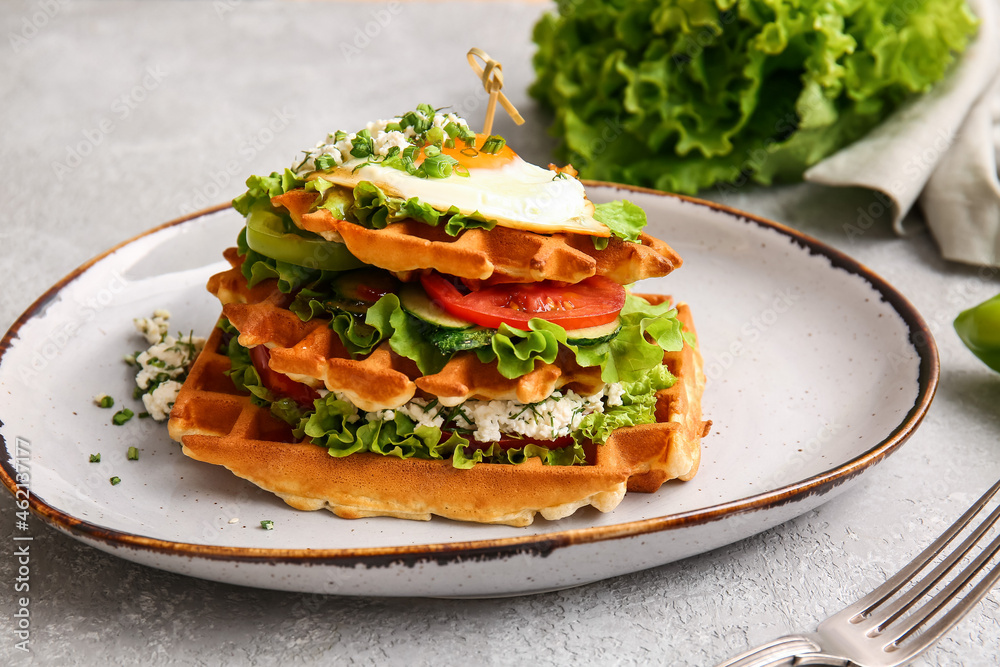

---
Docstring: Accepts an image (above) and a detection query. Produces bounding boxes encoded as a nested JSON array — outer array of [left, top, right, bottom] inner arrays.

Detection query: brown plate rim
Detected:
[[0, 184, 940, 567]]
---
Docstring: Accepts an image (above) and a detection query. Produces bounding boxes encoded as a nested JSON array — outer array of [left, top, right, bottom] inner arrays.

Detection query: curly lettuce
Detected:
[[531, 0, 978, 194], [478, 294, 691, 383], [291, 288, 689, 384], [219, 312, 683, 468], [296, 394, 589, 468]]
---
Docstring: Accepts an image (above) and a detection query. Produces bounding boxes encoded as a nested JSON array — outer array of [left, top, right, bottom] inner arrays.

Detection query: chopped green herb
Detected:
[[138, 412, 151, 419], [127, 447, 139, 461], [95, 394, 114, 409], [112, 409, 134, 426], [480, 135, 506, 155], [109, 476, 121, 486], [260, 520, 275, 530], [89, 453, 101, 463]]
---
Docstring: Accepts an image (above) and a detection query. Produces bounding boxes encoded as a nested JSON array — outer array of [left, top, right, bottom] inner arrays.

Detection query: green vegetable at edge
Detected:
[[244, 203, 364, 272], [955, 293, 1000, 372]]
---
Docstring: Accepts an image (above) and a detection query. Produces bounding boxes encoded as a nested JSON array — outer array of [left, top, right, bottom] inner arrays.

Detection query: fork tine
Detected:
[[881, 530, 1000, 649], [722, 480, 1000, 667], [846, 478, 1000, 620], [868, 502, 1000, 633]]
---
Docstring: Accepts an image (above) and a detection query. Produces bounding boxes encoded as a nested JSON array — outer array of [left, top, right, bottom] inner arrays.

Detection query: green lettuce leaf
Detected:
[[594, 200, 647, 243], [451, 440, 586, 468], [376, 295, 451, 374], [475, 323, 562, 378], [304, 397, 364, 455], [330, 313, 382, 357], [442, 207, 498, 236], [575, 364, 675, 444], [346, 181, 497, 236], [531, 0, 978, 194], [232, 169, 304, 216], [355, 413, 454, 460], [217, 319, 273, 406], [351, 181, 396, 229], [479, 294, 690, 383]]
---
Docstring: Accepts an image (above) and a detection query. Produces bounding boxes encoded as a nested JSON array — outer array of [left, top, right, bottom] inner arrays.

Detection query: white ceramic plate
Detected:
[[0, 185, 937, 597]]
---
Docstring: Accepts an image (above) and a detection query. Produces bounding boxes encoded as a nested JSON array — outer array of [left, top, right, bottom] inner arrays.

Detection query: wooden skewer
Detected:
[[467, 47, 525, 138]]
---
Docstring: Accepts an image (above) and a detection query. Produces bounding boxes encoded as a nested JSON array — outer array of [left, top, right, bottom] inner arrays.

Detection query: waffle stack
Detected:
[[167, 108, 710, 526]]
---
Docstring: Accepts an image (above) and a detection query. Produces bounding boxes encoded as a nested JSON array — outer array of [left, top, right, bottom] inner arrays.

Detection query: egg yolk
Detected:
[[439, 133, 517, 171]]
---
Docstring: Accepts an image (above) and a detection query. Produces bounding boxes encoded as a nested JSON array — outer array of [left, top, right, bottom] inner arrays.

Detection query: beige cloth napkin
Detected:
[[803, 0, 1000, 267]]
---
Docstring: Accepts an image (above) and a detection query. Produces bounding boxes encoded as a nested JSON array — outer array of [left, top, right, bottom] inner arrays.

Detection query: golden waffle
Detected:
[[167, 304, 709, 526], [273, 190, 682, 284], [212, 258, 607, 409]]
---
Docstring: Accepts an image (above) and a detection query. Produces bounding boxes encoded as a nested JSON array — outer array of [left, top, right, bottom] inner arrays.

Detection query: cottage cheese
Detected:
[[346, 383, 623, 443], [294, 111, 472, 176], [130, 311, 206, 421], [142, 380, 184, 421], [133, 309, 172, 345]]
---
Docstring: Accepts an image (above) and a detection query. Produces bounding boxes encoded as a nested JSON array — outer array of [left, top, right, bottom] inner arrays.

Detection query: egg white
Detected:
[[307, 156, 611, 237]]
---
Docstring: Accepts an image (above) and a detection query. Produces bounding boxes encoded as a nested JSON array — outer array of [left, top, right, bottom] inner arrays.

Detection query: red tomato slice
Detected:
[[420, 272, 625, 330], [249, 345, 320, 408]]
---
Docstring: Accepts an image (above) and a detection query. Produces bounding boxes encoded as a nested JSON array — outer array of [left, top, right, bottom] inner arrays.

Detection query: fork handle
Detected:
[[713, 635, 832, 667]]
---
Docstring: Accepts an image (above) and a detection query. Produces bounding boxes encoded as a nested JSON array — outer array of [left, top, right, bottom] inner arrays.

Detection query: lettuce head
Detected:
[[531, 0, 978, 194]]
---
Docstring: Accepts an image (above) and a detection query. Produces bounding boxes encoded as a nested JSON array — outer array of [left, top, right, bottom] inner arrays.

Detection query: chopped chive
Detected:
[[260, 520, 275, 531], [112, 409, 134, 426], [89, 453, 101, 463], [127, 447, 139, 461], [138, 412, 151, 419], [132, 386, 143, 400], [315, 154, 337, 171], [480, 135, 506, 155], [95, 394, 114, 409], [109, 476, 121, 486], [420, 152, 458, 178], [425, 126, 444, 147]]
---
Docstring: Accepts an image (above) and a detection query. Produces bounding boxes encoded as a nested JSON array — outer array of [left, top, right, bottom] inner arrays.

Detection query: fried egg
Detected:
[[306, 137, 611, 237]]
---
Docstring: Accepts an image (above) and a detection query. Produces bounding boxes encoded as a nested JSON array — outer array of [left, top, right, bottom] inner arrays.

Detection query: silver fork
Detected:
[[715, 478, 1000, 667]]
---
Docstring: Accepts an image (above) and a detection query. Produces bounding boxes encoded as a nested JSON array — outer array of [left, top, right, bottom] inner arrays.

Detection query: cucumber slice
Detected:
[[426, 327, 495, 355], [565, 318, 622, 345], [399, 283, 474, 330]]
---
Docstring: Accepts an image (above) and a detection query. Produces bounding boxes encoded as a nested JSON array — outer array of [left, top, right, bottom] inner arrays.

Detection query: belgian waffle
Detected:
[[272, 190, 682, 284], [167, 302, 708, 526]]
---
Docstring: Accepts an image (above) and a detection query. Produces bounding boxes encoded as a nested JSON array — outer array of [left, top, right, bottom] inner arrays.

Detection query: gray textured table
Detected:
[[2, 2, 999, 665]]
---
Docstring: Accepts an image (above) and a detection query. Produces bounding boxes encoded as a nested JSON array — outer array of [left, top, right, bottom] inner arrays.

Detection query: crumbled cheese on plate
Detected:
[[129, 311, 205, 421]]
